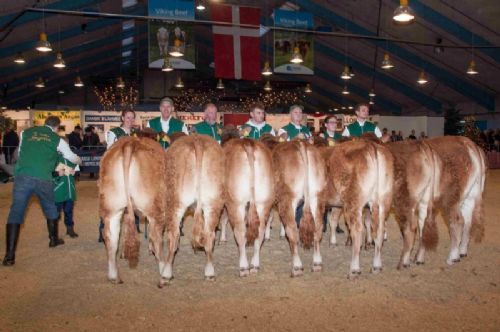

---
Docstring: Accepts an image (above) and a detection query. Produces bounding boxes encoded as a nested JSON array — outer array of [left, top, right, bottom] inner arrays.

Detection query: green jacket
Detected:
[[53, 155, 77, 202], [148, 117, 185, 148], [346, 121, 376, 137], [15, 126, 61, 181], [280, 123, 311, 140], [321, 130, 343, 140], [192, 121, 222, 143], [241, 121, 274, 139]]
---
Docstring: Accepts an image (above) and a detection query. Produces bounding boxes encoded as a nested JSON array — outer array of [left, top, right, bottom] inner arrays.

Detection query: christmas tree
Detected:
[[463, 115, 487, 151]]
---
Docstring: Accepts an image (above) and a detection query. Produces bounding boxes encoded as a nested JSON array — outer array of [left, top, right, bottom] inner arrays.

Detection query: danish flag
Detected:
[[212, 5, 261, 80]]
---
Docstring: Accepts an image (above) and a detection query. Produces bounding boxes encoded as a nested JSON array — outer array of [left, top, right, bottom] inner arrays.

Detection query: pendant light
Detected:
[[53, 52, 66, 68], [116, 76, 125, 89], [341, 65, 351, 80], [161, 57, 173, 72], [417, 70, 428, 85], [342, 86, 350, 95], [466, 60, 478, 75], [263, 81, 272, 91], [36, 32, 52, 52], [381, 53, 394, 69], [169, 39, 184, 57], [290, 47, 303, 64], [35, 77, 45, 88], [393, 0, 415, 23], [196, 1, 206, 11], [74, 76, 84, 87], [262, 61, 272, 76], [175, 76, 184, 88], [14, 52, 26, 64], [304, 83, 312, 93], [216, 78, 225, 90], [369, 88, 376, 97]]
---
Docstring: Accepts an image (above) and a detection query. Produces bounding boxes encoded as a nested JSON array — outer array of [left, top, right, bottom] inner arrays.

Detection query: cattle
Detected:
[[324, 139, 394, 278], [425, 136, 486, 265], [156, 27, 169, 56], [161, 134, 225, 285], [273, 140, 327, 276], [386, 140, 438, 269], [223, 138, 274, 276], [99, 136, 168, 284]]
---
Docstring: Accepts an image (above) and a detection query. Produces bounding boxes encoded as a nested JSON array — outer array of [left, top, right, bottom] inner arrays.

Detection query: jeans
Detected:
[[56, 200, 74, 227], [7, 175, 58, 224]]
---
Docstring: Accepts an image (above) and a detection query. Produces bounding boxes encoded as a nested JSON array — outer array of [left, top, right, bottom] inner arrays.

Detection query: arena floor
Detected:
[[0, 171, 499, 331]]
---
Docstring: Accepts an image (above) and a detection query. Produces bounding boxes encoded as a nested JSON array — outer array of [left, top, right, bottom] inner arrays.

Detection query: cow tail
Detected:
[[298, 142, 314, 249], [421, 142, 439, 250], [470, 143, 486, 243], [122, 141, 140, 267], [192, 141, 206, 249], [243, 141, 259, 244], [369, 145, 380, 240]]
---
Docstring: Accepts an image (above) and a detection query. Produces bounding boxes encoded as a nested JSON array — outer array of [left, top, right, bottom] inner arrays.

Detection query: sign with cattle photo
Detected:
[[148, 0, 195, 70], [273, 9, 314, 75]]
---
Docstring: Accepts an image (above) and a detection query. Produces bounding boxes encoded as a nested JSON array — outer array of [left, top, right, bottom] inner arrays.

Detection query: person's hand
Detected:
[[240, 127, 251, 137], [297, 133, 305, 140]]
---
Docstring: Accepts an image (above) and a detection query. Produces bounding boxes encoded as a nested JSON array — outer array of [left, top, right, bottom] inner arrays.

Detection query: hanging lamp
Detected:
[[381, 53, 394, 69], [466, 60, 478, 75], [216, 78, 225, 90], [417, 70, 428, 85], [393, 0, 415, 23], [53, 52, 66, 68], [161, 57, 174, 72], [14, 52, 26, 64], [74, 76, 84, 87]]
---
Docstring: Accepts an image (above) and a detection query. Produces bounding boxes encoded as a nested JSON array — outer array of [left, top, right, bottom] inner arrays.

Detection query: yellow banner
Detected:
[[33, 111, 81, 126]]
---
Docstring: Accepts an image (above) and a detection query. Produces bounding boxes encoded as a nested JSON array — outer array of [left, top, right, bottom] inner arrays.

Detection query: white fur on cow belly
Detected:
[[362, 155, 379, 203]]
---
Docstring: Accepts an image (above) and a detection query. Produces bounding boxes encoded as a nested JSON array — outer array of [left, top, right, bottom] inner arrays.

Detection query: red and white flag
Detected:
[[212, 5, 261, 81]]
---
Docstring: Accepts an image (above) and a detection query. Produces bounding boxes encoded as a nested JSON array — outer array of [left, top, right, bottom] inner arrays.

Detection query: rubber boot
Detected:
[[47, 219, 65, 247], [66, 226, 79, 238], [3, 224, 21, 266]]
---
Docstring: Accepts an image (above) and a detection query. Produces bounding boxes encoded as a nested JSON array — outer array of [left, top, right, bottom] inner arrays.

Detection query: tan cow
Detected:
[[386, 140, 438, 269], [99, 136, 168, 284], [324, 139, 394, 278], [223, 138, 274, 276], [273, 140, 327, 276], [425, 136, 486, 265], [160, 134, 225, 286]]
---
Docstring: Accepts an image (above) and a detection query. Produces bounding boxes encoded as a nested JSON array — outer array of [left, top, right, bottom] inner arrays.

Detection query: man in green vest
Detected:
[[3, 116, 82, 266], [240, 102, 276, 139], [147, 97, 188, 148], [278, 104, 311, 141], [192, 102, 222, 144], [342, 103, 382, 138]]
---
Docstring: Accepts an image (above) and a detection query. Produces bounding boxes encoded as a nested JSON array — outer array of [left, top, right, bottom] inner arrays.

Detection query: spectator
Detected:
[[83, 126, 100, 149], [68, 125, 83, 150], [2, 127, 19, 164], [419, 131, 427, 140], [408, 129, 417, 140]]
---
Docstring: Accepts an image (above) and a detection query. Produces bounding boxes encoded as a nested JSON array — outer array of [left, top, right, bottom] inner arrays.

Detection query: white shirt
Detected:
[[146, 116, 189, 135], [342, 120, 382, 138], [105, 127, 131, 149], [244, 120, 276, 137], [18, 126, 81, 165]]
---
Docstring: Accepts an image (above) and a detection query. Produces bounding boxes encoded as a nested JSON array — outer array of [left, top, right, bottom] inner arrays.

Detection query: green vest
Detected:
[[242, 122, 273, 139], [15, 126, 61, 181], [347, 121, 376, 137], [193, 121, 222, 143], [322, 130, 343, 140], [148, 117, 184, 148], [110, 127, 129, 139], [53, 156, 77, 202], [281, 123, 311, 140]]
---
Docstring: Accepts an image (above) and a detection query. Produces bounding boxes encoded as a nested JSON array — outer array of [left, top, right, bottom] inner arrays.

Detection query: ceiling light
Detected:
[[14, 52, 26, 64], [196, 1, 206, 11], [342, 86, 350, 95], [116, 76, 125, 88], [35, 77, 45, 88], [393, 0, 415, 23], [341, 65, 351, 80], [304, 83, 312, 93], [417, 70, 428, 85], [290, 47, 303, 64], [349, 66, 355, 77], [175, 76, 184, 88], [348, 106, 353, 110], [381, 53, 394, 69], [264, 81, 272, 91], [53, 52, 66, 68], [466, 60, 478, 75], [216, 78, 225, 89], [169, 39, 184, 57], [369, 97, 375, 105], [74, 76, 84, 87], [35, 32, 52, 52], [369, 88, 376, 97], [58, 89, 65, 95], [161, 57, 174, 72], [341, 106, 346, 110], [262, 61, 273, 76], [334, 108, 339, 112]]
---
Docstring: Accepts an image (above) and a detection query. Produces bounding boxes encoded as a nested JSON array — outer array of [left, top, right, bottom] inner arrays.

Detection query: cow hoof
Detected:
[[446, 258, 460, 266], [249, 265, 260, 274], [218, 240, 227, 245], [109, 278, 123, 285], [398, 263, 410, 270], [371, 266, 383, 274], [158, 277, 173, 288], [415, 261, 425, 266], [460, 253, 468, 258], [291, 266, 304, 277], [347, 270, 361, 280], [239, 268, 250, 277], [311, 263, 323, 272], [205, 275, 216, 282]]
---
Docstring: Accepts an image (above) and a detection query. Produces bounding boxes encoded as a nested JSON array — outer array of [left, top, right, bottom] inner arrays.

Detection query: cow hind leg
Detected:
[[250, 202, 272, 274], [459, 196, 476, 258], [446, 206, 464, 265], [397, 209, 417, 269], [363, 207, 374, 249], [329, 207, 342, 247], [345, 207, 363, 279], [227, 203, 249, 277], [310, 196, 324, 272], [104, 211, 124, 284], [159, 207, 185, 286], [279, 197, 303, 277], [218, 208, 229, 244], [202, 205, 222, 281]]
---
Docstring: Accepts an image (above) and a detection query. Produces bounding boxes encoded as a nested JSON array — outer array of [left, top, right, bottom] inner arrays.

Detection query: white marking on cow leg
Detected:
[[329, 207, 342, 246], [106, 212, 123, 283], [264, 212, 272, 241], [371, 205, 384, 273], [280, 224, 286, 238], [202, 206, 219, 280], [447, 220, 463, 265], [230, 204, 249, 277], [459, 196, 475, 257], [363, 207, 373, 248], [250, 203, 269, 273], [218, 208, 228, 244], [159, 207, 184, 286], [415, 201, 429, 264]]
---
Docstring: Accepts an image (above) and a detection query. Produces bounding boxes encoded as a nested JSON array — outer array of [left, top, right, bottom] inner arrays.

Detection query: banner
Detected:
[[212, 5, 261, 80], [148, 0, 195, 70], [273, 9, 314, 75], [76, 148, 106, 174]]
